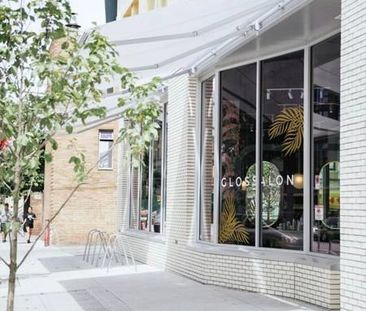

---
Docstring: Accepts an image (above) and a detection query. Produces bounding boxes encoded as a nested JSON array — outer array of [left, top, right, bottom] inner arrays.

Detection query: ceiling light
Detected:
[[288, 89, 293, 100], [266, 90, 271, 100]]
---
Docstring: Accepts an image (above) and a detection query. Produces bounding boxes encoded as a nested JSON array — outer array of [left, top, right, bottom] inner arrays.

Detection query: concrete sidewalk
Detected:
[[0, 243, 327, 311]]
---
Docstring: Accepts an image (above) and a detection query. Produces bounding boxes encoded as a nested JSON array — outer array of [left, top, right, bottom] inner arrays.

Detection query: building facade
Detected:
[[44, 0, 366, 310], [44, 120, 120, 244]]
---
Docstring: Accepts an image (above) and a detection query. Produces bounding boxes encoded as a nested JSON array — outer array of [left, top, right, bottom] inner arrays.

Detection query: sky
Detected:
[[68, 0, 106, 30]]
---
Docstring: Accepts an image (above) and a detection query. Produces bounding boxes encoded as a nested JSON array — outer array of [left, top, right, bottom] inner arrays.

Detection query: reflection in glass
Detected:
[[219, 63, 256, 246], [129, 166, 139, 229], [152, 123, 162, 233], [262, 162, 281, 226], [162, 104, 168, 227], [312, 34, 340, 255], [131, 105, 167, 233], [200, 77, 215, 242], [98, 130, 113, 169], [139, 151, 150, 231], [262, 51, 304, 250], [246, 162, 281, 227]]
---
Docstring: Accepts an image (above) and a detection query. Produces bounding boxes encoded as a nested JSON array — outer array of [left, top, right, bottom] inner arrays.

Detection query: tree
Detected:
[[0, 1, 161, 310]]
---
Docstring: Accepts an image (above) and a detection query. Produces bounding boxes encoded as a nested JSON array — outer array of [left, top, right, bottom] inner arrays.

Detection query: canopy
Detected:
[[98, 0, 310, 83], [78, 0, 312, 129]]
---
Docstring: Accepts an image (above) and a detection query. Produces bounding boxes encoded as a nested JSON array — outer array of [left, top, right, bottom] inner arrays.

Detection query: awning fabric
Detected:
[[80, 0, 311, 127], [98, 0, 307, 83]]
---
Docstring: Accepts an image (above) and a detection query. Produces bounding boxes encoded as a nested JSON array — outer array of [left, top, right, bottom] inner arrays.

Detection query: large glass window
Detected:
[[199, 35, 340, 256], [219, 63, 256, 246], [199, 77, 215, 242], [311, 34, 340, 255], [129, 106, 167, 233], [139, 150, 150, 231], [152, 122, 163, 233], [262, 51, 304, 250], [129, 166, 139, 229]]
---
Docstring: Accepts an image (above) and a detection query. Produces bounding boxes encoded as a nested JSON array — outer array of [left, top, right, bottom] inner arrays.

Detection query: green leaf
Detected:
[[49, 138, 58, 150], [66, 124, 73, 134], [18, 135, 28, 146], [44, 153, 53, 163], [61, 41, 69, 50]]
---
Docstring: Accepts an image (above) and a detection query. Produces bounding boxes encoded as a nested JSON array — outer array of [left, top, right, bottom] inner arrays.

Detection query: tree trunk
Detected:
[[7, 242, 17, 311], [7, 158, 21, 311]]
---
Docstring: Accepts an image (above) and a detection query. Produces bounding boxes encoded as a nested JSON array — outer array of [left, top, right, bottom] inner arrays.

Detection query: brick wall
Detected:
[[340, 1, 366, 310], [164, 74, 197, 244], [29, 192, 43, 235], [44, 121, 119, 244]]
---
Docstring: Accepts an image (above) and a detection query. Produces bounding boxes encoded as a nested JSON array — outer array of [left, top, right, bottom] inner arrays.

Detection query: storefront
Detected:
[[110, 1, 342, 309], [199, 34, 340, 256], [42, 0, 366, 309]]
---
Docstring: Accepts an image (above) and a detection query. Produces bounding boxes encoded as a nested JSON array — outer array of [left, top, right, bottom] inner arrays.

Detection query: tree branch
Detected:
[[17, 181, 84, 269], [17, 143, 117, 269], [0, 256, 10, 268], [2, 181, 12, 192]]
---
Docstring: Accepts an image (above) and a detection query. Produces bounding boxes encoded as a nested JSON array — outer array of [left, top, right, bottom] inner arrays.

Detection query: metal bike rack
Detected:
[[101, 234, 136, 271], [83, 230, 136, 271], [101, 233, 118, 270], [94, 231, 109, 267], [83, 229, 100, 262]]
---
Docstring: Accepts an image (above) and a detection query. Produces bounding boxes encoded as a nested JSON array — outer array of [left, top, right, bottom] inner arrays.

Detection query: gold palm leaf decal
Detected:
[[268, 106, 303, 156], [219, 194, 250, 244]]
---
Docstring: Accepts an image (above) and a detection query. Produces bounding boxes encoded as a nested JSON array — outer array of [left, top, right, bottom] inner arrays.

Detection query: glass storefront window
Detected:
[[152, 122, 163, 233], [261, 51, 304, 250], [311, 34, 340, 255], [219, 63, 256, 246], [199, 34, 340, 255], [129, 105, 167, 233], [129, 166, 139, 230], [139, 150, 150, 231], [199, 77, 215, 242]]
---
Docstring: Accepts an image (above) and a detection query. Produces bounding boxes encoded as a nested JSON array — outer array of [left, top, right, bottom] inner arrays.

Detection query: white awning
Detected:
[[98, 0, 312, 83], [77, 0, 313, 128]]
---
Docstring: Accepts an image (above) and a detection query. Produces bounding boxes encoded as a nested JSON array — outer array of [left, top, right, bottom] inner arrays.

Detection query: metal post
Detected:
[[255, 60, 262, 247], [303, 46, 311, 252]]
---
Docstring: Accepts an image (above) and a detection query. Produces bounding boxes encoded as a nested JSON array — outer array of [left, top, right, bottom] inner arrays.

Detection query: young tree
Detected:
[[0, 1, 161, 310]]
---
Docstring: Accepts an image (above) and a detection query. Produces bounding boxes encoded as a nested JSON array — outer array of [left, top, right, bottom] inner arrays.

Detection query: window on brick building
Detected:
[[98, 130, 113, 169]]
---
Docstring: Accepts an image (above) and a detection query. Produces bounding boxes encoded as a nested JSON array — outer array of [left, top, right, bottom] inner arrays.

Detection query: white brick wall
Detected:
[[340, 2, 366, 310], [164, 74, 197, 244]]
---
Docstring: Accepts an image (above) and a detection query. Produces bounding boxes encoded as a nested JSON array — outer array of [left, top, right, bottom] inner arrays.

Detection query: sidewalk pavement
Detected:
[[0, 241, 327, 311]]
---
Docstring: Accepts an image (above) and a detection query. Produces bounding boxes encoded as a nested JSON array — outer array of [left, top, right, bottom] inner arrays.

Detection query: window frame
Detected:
[[197, 31, 340, 257], [128, 104, 168, 234], [98, 129, 114, 170], [310, 33, 341, 256]]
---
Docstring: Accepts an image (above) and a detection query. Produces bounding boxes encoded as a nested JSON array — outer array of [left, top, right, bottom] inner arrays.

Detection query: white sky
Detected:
[[68, 0, 106, 30]]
